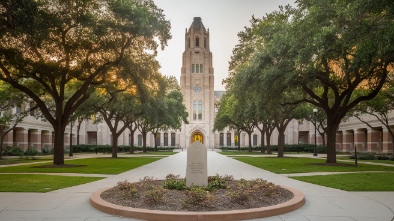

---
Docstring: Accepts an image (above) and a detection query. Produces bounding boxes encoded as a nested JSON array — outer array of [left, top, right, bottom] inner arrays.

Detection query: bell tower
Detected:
[[180, 17, 215, 148]]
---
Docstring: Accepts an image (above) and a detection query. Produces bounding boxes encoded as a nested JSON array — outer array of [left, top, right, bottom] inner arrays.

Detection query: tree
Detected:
[[230, 1, 394, 163], [0, 0, 171, 164], [0, 82, 31, 158]]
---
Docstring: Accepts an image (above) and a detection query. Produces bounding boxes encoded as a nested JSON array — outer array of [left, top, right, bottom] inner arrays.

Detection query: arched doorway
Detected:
[[191, 131, 204, 144]]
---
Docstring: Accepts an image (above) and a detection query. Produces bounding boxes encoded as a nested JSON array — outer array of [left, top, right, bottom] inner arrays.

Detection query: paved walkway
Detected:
[[0, 151, 394, 221]]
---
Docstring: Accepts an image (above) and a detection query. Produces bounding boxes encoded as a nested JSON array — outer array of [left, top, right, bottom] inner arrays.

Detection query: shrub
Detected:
[[163, 174, 186, 190], [41, 146, 53, 155], [117, 180, 139, 199], [143, 185, 166, 205], [3, 146, 24, 156], [183, 186, 213, 208], [207, 174, 228, 191], [24, 148, 38, 156], [377, 155, 390, 160]]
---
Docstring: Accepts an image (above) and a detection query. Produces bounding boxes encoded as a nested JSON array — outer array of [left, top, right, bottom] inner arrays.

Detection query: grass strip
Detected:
[[233, 157, 394, 174], [0, 157, 51, 165], [0, 157, 162, 174], [0, 174, 102, 192], [292, 172, 394, 191]]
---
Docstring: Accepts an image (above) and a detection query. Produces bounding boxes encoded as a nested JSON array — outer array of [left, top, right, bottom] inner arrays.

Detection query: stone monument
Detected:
[[186, 141, 208, 187]]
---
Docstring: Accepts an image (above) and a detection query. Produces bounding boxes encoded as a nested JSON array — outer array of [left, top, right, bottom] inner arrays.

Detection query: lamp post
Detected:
[[313, 108, 318, 156], [69, 120, 74, 157]]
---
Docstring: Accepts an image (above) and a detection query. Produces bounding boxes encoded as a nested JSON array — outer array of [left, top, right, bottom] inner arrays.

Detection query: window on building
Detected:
[[196, 37, 199, 47], [198, 101, 202, 120], [253, 134, 257, 146], [171, 133, 176, 146], [193, 101, 197, 120], [192, 64, 195, 73], [204, 37, 206, 48], [200, 64, 203, 73], [16, 105, 21, 113], [188, 38, 190, 48], [227, 133, 231, 146], [164, 133, 168, 146], [220, 133, 224, 146], [196, 64, 199, 73], [138, 135, 142, 146], [193, 100, 203, 121]]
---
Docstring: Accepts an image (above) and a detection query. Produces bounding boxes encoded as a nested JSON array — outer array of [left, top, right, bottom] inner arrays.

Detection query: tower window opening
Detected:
[[204, 37, 206, 48], [193, 101, 197, 120], [188, 38, 190, 48], [200, 64, 203, 73], [192, 64, 195, 73], [196, 64, 199, 73], [196, 37, 199, 47], [198, 100, 202, 120]]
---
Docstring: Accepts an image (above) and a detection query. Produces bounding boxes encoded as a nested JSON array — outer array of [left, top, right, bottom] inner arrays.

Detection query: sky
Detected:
[[152, 0, 296, 91]]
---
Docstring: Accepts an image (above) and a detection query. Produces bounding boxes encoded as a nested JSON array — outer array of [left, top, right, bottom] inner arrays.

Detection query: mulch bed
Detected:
[[101, 180, 294, 212]]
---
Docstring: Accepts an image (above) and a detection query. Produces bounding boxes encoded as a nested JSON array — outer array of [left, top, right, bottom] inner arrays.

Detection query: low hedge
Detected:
[[219, 144, 327, 153], [71, 144, 178, 153]]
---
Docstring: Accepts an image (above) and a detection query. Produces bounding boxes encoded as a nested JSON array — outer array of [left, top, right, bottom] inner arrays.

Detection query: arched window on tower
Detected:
[[188, 38, 190, 48], [200, 64, 203, 73], [196, 64, 199, 73], [204, 37, 206, 48], [193, 100, 203, 121], [196, 37, 199, 47], [192, 64, 195, 73]]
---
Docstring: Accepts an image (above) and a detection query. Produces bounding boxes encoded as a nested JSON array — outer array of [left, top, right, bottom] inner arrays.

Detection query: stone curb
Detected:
[[90, 186, 305, 221]]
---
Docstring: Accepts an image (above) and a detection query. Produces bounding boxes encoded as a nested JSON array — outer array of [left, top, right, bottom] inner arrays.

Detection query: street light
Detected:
[[69, 120, 74, 157], [313, 108, 318, 156]]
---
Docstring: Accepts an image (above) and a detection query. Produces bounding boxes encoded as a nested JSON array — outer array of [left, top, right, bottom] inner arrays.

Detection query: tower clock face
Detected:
[[193, 85, 202, 93]]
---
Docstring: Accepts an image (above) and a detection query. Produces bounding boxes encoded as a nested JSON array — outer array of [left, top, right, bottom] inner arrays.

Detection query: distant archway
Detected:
[[191, 131, 204, 144]]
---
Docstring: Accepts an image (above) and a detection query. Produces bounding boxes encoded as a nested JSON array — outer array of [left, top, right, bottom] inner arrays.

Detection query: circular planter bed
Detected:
[[90, 175, 305, 221]]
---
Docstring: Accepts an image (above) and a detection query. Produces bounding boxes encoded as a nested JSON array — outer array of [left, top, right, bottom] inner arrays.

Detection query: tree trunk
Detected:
[[129, 132, 135, 154], [154, 132, 158, 152], [277, 128, 285, 158], [248, 132, 252, 152], [142, 131, 147, 153], [76, 122, 81, 145], [0, 131, 5, 159], [266, 131, 272, 154], [326, 123, 339, 163], [260, 130, 265, 153], [53, 125, 65, 165], [111, 134, 118, 158], [237, 131, 241, 151]]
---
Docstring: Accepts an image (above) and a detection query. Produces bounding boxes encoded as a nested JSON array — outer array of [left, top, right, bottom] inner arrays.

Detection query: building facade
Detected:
[[1, 17, 393, 155]]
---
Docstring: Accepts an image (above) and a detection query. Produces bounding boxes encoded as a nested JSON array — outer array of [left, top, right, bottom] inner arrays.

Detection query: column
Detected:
[[382, 128, 393, 154], [336, 131, 343, 152], [3, 130, 13, 147], [29, 129, 41, 150], [367, 128, 382, 153], [354, 129, 367, 151], [15, 128, 28, 150], [342, 130, 354, 152], [41, 130, 52, 150]]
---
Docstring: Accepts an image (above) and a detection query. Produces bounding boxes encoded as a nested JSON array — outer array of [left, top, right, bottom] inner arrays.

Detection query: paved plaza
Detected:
[[0, 151, 393, 221]]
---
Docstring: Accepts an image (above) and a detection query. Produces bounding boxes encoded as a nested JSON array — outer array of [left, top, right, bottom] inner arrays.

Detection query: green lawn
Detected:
[[337, 156, 394, 165], [293, 173, 394, 191], [233, 157, 394, 174], [0, 174, 102, 192], [0, 157, 52, 165], [0, 157, 162, 174]]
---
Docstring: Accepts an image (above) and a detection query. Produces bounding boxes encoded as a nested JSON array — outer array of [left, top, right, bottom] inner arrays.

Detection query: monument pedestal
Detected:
[[186, 141, 208, 187]]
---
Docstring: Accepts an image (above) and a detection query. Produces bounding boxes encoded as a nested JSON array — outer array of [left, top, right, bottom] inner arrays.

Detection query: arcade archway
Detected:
[[191, 131, 204, 144]]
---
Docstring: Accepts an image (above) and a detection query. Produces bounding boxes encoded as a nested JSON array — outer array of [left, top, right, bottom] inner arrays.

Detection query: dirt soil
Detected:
[[101, 180, 294, 212]]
